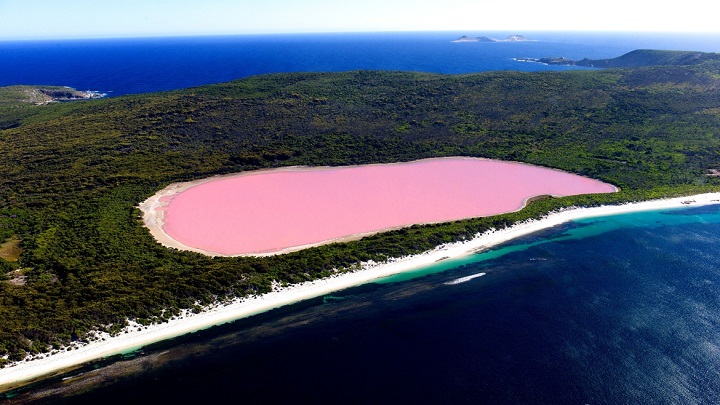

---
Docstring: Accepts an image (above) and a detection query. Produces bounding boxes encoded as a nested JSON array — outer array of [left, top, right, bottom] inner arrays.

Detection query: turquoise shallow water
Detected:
[[379, 204, 720, 284]]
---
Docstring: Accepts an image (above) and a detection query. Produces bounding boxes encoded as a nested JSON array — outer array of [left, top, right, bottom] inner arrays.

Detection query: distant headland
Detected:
[[515, 49, 720, 68], [0, 85, 106, 107], [452, 35, 529, 43]]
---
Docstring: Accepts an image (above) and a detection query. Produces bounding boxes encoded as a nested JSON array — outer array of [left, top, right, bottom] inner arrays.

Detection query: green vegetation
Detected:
[[539, 49, 720, 68], [0, 236, 22, 263], [577, 49, 720, 68], [0, 86, 102, 131], [1, 53, 720, 363], [0, 85, 100, 109]]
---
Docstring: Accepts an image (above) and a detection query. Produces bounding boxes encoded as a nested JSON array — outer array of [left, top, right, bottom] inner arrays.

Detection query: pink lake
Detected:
[[159, 158, 617, 255]]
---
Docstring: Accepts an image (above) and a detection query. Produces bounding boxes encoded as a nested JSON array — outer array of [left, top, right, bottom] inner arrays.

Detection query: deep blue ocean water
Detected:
[[2, 31, 720, 96], [3, 32, 720, 403]]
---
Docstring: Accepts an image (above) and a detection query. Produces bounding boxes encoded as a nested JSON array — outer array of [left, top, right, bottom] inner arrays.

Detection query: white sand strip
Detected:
[[2, 192, 719, 388]]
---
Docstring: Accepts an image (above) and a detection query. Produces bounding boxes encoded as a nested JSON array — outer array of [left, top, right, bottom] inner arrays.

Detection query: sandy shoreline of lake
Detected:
[[138, 157, 618, 256]]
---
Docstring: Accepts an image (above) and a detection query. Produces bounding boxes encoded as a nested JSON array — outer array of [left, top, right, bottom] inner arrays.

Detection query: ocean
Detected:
[[3, 31, 720, 96], [3, 32, 720, 403], [9, 205, 720, 403]]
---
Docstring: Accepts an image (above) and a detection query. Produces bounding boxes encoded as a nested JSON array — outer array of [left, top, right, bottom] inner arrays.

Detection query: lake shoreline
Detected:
[[138, 157, 618, 256]]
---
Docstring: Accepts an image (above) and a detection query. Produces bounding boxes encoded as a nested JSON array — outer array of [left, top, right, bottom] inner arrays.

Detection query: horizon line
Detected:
[[3, 29, 720, 42]]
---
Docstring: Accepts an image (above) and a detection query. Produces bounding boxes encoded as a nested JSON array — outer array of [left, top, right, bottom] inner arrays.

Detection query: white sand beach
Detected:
[[2, 192, 719, 388]]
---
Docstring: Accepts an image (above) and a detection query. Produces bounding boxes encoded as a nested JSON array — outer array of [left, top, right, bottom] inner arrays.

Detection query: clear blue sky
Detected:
[[1, 0, 717, 40]]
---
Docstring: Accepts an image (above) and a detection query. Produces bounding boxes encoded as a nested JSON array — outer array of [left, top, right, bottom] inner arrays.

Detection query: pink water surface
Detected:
[[161, 158, 616, 255]]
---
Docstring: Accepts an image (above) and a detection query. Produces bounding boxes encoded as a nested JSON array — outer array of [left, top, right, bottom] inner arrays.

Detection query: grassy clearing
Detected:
[[0, 236, 22, 262]]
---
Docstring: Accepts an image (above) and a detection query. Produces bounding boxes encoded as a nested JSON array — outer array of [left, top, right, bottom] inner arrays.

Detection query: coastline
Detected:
[[3, 192, 720, 390]]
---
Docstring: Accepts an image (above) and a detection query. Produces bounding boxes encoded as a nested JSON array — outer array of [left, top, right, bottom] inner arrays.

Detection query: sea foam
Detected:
[[444, 272, 487, 285]]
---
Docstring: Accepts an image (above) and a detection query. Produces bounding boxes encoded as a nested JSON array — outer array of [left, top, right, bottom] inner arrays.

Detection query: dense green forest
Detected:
[[1, 52, 720, 365]]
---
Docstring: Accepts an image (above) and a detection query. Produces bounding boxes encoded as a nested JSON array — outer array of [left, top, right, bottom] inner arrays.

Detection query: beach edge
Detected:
[[3, 192, 720, 390]]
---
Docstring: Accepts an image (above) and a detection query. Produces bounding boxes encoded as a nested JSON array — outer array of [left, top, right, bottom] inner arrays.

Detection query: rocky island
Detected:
[[452, 34, 528, 43]]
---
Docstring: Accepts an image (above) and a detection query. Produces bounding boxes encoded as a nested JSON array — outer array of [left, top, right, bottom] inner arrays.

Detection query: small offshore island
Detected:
[[2, 48, 720, 393], [452, 34, 529, 42]]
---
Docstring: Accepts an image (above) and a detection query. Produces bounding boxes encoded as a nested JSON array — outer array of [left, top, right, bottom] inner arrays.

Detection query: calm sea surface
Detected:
[[2, 31, 720, 96], [3, 32, 720, 403]]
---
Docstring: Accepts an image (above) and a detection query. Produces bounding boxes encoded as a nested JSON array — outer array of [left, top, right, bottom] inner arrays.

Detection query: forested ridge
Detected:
[[539, 49, 720, 68], [1, 54, 720, 365]]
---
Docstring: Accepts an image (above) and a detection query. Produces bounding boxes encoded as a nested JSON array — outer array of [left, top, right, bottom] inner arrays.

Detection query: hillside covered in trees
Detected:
[[1, 51, 720, 364], [532, 49, 720, 68]]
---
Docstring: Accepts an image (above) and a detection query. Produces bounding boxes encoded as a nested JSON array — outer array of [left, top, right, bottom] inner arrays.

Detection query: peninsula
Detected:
[[0, 85, 105, 107], [516, 49, 720, 68]]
